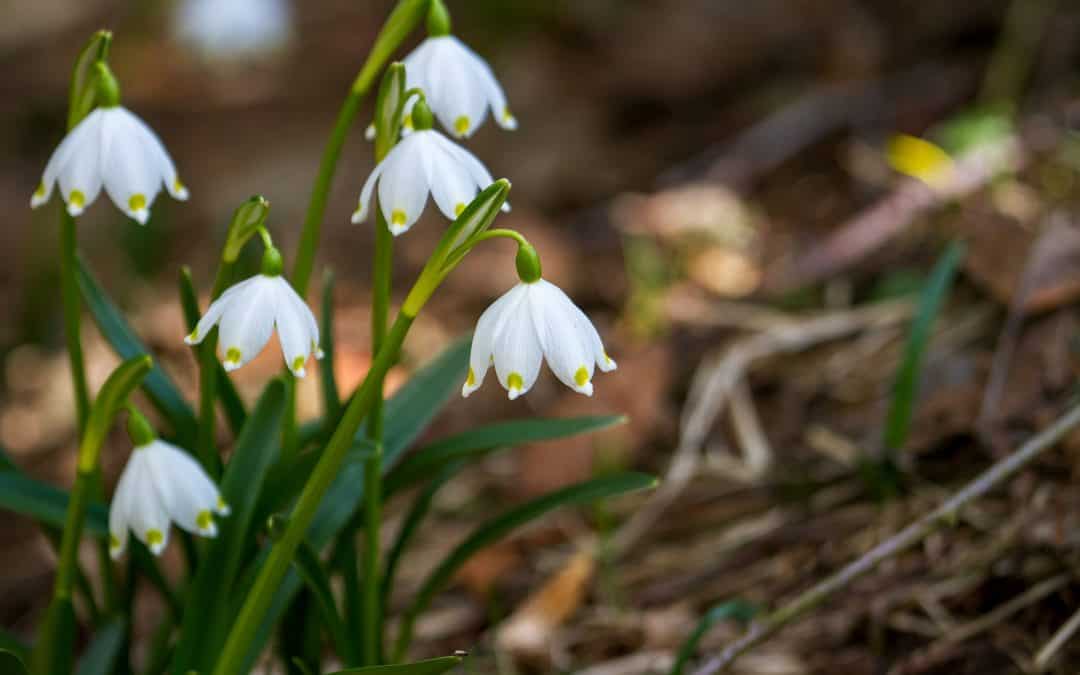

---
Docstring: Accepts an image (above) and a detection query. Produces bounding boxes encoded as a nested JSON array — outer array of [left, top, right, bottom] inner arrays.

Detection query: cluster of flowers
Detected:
[[32, 29, 615, 557]]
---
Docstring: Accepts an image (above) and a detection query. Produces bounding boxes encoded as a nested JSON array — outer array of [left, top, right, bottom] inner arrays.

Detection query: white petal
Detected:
[[351, 159, 386, 224], [217, 275, 277, 371], [101, 109, 162, 224], [108, 448, 144, 559], [530, 281, 595, 396], [491, 288, 543, 400], [56, 111, 106, 217], [125, 452, 171, 555], [463, 285, 523, 397], [121, 107, 188, 200], [377, 134, 431, 235], [426, 134, 480, 221], [146, 441, 221, 537], [184, 276, 256, 344], [464, 42, 516, 130], [272, 277, 317, 377], [364, 123, 376, 141], [33, 110, 103, 209], [427, 39, 488, 139]]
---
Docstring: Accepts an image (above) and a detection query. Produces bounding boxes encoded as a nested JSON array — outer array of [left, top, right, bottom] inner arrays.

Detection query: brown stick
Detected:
[[691, 402, 1080, 675]]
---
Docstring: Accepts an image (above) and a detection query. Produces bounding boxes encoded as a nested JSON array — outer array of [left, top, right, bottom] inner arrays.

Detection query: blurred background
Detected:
[[5, 0, 1080, 672]]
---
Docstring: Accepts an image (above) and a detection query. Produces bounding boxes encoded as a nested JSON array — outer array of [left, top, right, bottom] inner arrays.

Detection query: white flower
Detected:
[[365, 35, 515, 140], [463, 279, 617, 400], [350, 128, 502, 235], [173, 0, 294, 63], [185, 274, 323, 376], [31, 106, 188, 224], [109, 440, 229, 559]]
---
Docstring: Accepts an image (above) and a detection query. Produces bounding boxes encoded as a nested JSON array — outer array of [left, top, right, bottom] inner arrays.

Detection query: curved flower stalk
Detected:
[[464, 244, 616, 400], [173, 0, 294, 63], [31, 106, 188, 224], [185, 252, 323, 377], [109, 438, 230, 559], [365, 14, 516, 140], [352, 100, 505, 235]]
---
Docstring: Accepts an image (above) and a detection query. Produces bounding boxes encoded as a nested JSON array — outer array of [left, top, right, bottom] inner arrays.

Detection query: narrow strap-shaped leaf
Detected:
[[884, 240, 965, 452], [385, 416, 626, 496], [294, 540, 350, 661], [329, 654, 465, 675], [394, 472, 657, 658], [75, 619, 125, 675], [0, 472, 108, 535], [0, 649, 29, 675], [669, 601, 757, 675], [77, 257, 197, 445], [170, 380, 285, 675], [178, 266, 246, 435], [0, 632, 30, 663], [321, 269, 342, 430], [381, 463, 460, 610], [380, 336, 469, 466]]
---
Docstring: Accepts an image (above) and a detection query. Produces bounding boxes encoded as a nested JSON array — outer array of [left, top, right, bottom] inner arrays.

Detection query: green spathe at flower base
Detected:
[[222, 195, 271, 263]]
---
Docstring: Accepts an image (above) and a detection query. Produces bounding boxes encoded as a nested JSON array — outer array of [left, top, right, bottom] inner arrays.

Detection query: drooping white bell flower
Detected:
[[185, 269, 323, 377], [109, 439, 230, 559], [351, 111, 502, 235], [463, 278, 617, 400], [365, 34, 516, 141], [173, 0, 294, 63], [31, 106, 188, 224]]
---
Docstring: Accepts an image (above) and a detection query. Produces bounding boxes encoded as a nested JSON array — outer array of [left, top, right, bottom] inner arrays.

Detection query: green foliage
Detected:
[[0, 472, 108, 536], [670, 601, 757, 675], [0, 649, 29, 675], [884, 240, 966, 453], [75, 619, 125, 675], [394, 472, 657, 658], [329, 655, 465, 675], [66, 30, 112, 130], [78, 257, 198, 446]]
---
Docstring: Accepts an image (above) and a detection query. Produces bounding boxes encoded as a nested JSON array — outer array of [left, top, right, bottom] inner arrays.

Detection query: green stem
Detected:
[[212, 313, 415, 675], [290, 0, 432, 296], [61, 212, 90, 435]]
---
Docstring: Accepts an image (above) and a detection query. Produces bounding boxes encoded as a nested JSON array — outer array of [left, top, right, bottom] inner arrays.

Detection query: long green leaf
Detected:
[[171, 380, 286, 675], [178, 266, 247, 435], [329, 655, 465, 675], [386, 416, 626, 496], [670, 601, 757, 675], [321, 269, 342, 430], [294, 541, 350, 661], [0, 472, 108, 536], [0, 633, 29, 664], [394, 472, 657, 658], [75, 619, 125, 675], [77, 257, 197, 445], [884, 240, 966, 451], [0, 649, 28, 675]]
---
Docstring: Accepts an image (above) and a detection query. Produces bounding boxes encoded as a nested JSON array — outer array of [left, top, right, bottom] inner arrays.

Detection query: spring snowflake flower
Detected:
[[463, 278, 617, 400], [173, 0, 294, 62], [109, 439, 230, 559], [31, 106, 188, 224], [185, 273, 323, 377], [366, 35, 515, 141], [351, 127, 502, 235]]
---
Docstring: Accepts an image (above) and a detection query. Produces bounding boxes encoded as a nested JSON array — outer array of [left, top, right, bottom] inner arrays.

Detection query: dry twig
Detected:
[[691, 403, 1080, 675]]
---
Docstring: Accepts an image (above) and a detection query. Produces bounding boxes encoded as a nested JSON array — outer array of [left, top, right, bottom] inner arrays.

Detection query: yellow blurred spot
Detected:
[[129, 193, 147, 213], [403, 113, 414, 130], [225, 347, 242, 365], [886, 134, 953, 186], [507, 372, 523, 391], [33, 182, 45, 198], [391, 209, 407, 225], [466, 367, 476, 387], [196, 510, 213, 531], [292, 355, 306, 373], [146, 529, 164, 548], [574, 367, 589, 387], [454, 116, 470, 136], [173, 178, 187, 194], [454, 202, 466, 217], [68, 190, 86, 209]]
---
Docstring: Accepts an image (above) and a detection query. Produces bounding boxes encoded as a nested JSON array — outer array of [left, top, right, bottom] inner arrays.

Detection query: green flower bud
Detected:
[[261, 245, 284, 276], [126, 408, 156, 447], [427, 0, 452, 37], [411, 98, 435, 131], [515, 242, 542, 283]]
